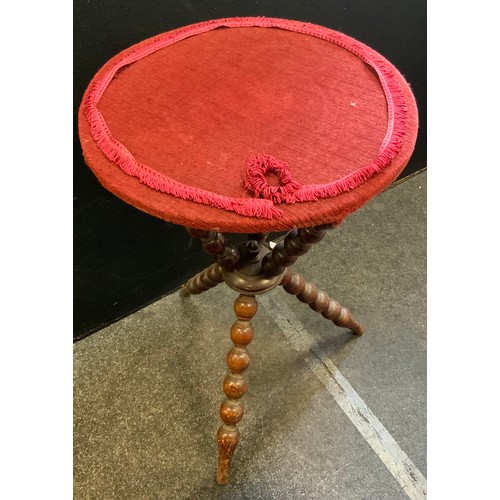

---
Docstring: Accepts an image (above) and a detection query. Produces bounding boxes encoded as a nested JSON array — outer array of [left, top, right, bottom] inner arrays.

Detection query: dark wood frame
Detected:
[[182, 226, 363, 484]]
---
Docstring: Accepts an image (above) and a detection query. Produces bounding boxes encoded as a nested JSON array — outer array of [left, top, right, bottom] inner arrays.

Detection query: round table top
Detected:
[[78, 17, 418, 233]]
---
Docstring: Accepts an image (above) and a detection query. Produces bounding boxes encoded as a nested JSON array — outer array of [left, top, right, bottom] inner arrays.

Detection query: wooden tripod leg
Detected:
[[185, 228, 240, 271], [179, 263, 224, 297], [280, 269, 364, 336], [217, 294, 257, 484], [261, 224, 333, 277]]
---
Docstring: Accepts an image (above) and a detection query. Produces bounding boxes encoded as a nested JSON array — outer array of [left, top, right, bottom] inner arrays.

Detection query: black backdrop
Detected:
[[74, 0, 426, 340]]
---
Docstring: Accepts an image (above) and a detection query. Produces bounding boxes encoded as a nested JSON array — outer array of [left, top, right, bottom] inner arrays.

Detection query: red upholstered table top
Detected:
[[78, 17, 418, 233]]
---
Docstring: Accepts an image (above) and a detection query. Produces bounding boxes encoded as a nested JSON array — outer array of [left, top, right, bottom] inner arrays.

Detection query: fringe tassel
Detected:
[[244, 154, 302, 203], [85, 17, 409, 219]]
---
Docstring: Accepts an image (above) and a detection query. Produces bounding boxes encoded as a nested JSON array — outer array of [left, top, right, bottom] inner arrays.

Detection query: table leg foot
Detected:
[[280, 268, 364, 335], [216, 425, 240, 484]]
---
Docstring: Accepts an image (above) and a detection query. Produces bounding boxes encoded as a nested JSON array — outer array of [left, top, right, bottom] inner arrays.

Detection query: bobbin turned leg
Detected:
[[180, 263, 224, 297], [280, 268, 364, 336], [185, 228, 240, 271], [217, 294, 257, 484], [261, 224, 333, 278]]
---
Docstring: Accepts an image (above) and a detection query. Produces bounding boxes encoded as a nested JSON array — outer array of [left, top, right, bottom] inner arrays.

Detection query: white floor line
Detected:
[[260, 294, 427, 500]]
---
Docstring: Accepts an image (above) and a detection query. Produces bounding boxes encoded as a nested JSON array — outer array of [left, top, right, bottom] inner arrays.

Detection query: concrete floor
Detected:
[[74, 171, 426, 500]]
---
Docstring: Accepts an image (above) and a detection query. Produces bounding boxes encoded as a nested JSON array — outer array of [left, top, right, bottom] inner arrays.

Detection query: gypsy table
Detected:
[[78, 17, 418, 484]]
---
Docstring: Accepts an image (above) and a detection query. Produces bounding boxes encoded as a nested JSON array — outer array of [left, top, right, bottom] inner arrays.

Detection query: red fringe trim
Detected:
[[85, 17, 408, 219]]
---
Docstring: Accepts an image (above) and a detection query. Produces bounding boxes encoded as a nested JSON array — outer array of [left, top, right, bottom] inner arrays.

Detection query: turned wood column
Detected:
[[217, 294, 257, 484]]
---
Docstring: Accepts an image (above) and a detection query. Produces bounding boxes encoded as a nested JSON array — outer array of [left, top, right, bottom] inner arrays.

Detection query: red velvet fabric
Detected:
[[78, 18, 418, 232]]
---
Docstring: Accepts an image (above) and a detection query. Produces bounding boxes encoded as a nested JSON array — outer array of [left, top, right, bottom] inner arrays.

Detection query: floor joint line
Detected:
[[261, 293, 427, 500]]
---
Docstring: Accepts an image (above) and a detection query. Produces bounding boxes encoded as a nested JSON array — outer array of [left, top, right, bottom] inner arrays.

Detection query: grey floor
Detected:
[[74, 171, 426, 500]]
